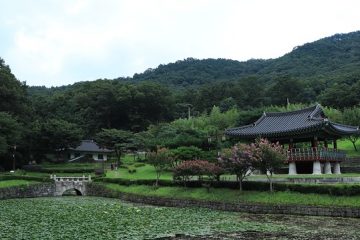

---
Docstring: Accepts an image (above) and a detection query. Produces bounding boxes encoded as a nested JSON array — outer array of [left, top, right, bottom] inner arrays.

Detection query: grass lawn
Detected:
[[106, 164, 173, 180], [105, 183, 360, 207], [0, 180, 38, 188], [330, 139, 360, 157]]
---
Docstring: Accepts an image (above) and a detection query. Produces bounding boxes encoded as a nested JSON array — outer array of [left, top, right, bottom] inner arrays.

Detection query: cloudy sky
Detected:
[[1, 0, 360, 87]]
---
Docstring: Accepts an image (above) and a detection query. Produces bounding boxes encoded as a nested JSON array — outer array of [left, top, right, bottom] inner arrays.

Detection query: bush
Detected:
[[22, 165, 43, 172], [128, 167, 137, 174], [172, 146, 203, 162], [133, 163, 146, 168], [173, 160, 223, 185], [95, 168, 105, 176], [22, 165, 94, 174]]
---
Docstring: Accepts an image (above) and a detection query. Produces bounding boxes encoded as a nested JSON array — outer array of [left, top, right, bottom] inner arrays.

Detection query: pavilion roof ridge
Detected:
[[264, 104, 322, 117]]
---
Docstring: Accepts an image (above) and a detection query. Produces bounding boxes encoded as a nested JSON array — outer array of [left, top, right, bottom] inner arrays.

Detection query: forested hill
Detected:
[[130, 58, 269, 88], [129, 31, 360, 88], [25, 30, 360, 127]]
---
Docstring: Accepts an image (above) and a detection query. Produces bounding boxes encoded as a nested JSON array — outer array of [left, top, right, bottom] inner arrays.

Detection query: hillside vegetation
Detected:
[[2, 30, 360, 169]]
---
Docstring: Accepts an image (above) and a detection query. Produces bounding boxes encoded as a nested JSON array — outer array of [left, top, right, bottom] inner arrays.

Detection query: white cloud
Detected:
[[0, 0, 360, 86]]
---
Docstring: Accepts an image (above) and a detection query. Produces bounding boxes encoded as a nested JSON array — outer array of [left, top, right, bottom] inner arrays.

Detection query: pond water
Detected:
[[0, 197, 359, 239]]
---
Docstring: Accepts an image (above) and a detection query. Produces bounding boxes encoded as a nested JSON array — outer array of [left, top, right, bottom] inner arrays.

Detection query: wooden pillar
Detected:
[[324, 139, 328, 149], [288, 138, 294, 149], [333, 139, 337, 149], [311, 136, 318, 148]]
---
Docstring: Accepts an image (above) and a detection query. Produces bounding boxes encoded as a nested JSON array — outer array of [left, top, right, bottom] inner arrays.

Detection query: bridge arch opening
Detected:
[[62, 188, 83, 196]]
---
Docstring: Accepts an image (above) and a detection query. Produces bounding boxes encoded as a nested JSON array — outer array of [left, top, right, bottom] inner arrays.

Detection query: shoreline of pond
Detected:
[[1, 182, 360, 218]]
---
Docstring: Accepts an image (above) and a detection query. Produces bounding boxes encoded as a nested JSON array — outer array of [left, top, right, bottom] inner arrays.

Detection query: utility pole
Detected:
[[12, 145, 17, 171]]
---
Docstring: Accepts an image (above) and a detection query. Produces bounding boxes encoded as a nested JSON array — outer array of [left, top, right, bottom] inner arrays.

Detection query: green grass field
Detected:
[[106, 164, 173, 180], [331, 139, 359, 157], [105, 183, 360, 207]]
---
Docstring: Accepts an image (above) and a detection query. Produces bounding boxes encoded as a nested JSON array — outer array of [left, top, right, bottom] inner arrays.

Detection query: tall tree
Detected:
[[40, 119, 83, 160], [0, 112, 22, 169], [0, 112, 22, 155], [95, 128, 133, 166], [0, 58, 28, 116]]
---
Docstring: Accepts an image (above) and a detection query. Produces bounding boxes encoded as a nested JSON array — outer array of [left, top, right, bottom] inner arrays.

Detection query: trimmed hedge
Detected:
[[0, 175, 52, 182], [96, 177, 360, 196], [22, 165, 94, 174]]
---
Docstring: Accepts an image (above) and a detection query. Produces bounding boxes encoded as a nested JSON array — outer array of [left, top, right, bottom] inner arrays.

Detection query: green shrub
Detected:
[[0, 175, 51, 182], [133, 163, 146, 168], [128, 167, 137, 174]]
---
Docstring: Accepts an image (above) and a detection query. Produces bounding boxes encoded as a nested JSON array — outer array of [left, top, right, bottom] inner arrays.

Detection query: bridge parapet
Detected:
[[50, 175, 92, 182]]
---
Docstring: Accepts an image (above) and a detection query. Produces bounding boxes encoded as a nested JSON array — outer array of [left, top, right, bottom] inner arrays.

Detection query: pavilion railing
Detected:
[[287, 148, 346, 162]]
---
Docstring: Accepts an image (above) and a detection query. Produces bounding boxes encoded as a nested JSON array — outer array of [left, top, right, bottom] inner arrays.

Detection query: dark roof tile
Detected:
[[225, 104, 359, 139]]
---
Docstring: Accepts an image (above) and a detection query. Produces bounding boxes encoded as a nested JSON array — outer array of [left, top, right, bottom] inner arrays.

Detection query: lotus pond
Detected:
[[1, 197, 360, 239]]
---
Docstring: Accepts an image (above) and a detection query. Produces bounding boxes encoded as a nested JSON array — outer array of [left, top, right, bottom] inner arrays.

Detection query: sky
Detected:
[[1, 0, 360, 87]]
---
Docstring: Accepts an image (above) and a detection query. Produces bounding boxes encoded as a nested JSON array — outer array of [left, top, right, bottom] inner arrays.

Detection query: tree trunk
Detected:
[[352, 140, 358, 151], [349, 136, 358, 151], [266, 171, 274, 192], [155, 171, 160, 187], [116, 150, 122, 167], [237, 176, 243, 192]]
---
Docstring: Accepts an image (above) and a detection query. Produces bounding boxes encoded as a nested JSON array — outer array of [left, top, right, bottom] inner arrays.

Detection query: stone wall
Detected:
[[0, 183, 55, 200], [86, 183, 360, 218]]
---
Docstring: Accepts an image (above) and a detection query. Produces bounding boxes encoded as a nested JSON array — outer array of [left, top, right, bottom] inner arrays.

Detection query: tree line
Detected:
[[2, 38, 360, 170]]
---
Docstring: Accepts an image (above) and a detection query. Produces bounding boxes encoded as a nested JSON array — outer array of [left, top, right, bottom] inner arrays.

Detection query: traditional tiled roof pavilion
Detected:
[[225, 104, 360, 174], [68, 140, 113, 162]]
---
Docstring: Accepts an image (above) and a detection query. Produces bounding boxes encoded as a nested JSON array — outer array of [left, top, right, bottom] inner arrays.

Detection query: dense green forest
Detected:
[[1, 30, 360, 169]]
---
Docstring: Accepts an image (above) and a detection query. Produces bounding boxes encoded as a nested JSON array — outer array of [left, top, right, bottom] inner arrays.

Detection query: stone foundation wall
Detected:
[[86, 183, 360, 218], [0, 183, 55, 200]]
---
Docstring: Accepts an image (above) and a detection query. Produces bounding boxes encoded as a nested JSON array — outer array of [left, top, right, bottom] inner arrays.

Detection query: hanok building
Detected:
[[68, 140, 113, 162], [225, 105, 360, 175]]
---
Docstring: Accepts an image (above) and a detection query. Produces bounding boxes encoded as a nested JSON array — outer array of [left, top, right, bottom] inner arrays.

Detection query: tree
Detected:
[[40, 119, 83, 161], [173, 160, 223, 187], [95, 128, 133, 166], [218, 144, 255, 191], [0, 112, 22, 155], [0, 113, 21, 155], [171, 146, 203, 166], [250, 138, 287, 192], [343, 107, 360, 151], [267, 76, 305, 106], [147, 147, 173, 187], [0, 58, 28, 116]]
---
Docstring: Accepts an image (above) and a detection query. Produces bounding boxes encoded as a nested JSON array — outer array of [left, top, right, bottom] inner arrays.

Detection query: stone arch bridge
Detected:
[[50, 175, 92, 196]]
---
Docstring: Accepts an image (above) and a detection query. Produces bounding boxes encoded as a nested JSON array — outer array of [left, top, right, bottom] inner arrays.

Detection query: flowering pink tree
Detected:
[[218, 144, 256, 191], [173, 160, 223, 187], [250, 138, 287, 192]]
